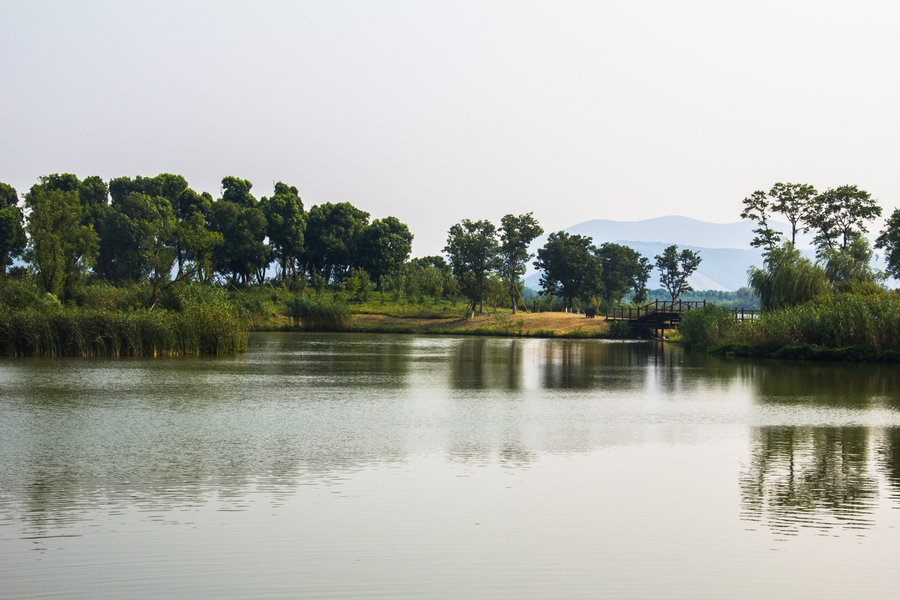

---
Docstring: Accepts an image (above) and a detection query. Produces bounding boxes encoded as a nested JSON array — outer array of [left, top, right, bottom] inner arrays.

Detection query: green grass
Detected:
[[0, 304, 248, 357]]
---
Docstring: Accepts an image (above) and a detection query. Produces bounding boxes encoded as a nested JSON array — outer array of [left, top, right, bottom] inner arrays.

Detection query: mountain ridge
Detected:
[[523, 215, 828, 292]]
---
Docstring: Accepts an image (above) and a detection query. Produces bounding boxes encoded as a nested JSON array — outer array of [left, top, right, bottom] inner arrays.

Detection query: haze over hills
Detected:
[[564, 216, 814, 251], [523, 215, 841, 292]]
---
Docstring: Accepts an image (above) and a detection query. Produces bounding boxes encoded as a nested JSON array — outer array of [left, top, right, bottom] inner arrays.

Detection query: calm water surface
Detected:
[[2, 333, 900, 599]]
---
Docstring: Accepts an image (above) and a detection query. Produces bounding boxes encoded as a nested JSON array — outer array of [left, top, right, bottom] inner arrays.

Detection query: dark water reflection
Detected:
[[740, 427, 880, 535], [3, 333, 900, 598]]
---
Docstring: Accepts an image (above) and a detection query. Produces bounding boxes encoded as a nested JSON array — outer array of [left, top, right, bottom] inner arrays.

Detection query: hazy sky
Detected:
[[2, 0, 899, 256]]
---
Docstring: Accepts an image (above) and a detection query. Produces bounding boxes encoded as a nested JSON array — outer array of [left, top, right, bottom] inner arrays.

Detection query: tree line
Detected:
[[442, 216, 701, 317], [740, 182, 899, 310], [2, 172, 702, 315], [1, 174, 413, 308]]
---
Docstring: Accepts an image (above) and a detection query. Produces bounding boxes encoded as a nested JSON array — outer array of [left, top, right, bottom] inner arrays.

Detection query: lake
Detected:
[[2, 332, 900, 599]]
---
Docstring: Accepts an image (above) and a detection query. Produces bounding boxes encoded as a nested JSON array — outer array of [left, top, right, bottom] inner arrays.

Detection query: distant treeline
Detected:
[[1, 173, 706, 322]]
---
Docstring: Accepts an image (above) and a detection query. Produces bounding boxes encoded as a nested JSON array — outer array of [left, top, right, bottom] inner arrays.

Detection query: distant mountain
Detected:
[[560, 215, 815, 250], [524, 216, 828, 292]]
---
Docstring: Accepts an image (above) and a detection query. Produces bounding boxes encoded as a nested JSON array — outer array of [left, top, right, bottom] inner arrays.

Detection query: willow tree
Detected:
[[748, 242, 828, 311]]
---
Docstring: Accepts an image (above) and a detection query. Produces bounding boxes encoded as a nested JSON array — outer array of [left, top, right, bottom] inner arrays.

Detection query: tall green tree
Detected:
[[0, 183, 26, 276], [821, 236, 882, 291], [444, 219, 500, 317], [654, 245, 701, 303], [630, 256, 653, 303], [304, 202, 370, 283], [24, 182, 99, 300], [741, 190, 781, 252], [533, 231, 602, 312], [804, 185, 881, 254], [260, 183, 306, 283], [876, 208, 900, 280], [210, 176, 268, 285], [172, 187, 220, 281], [357, 216, 414, 285], [498, 213, 543, 314], [210, 197, 269, 286], [95, 191, 180, 305], [769, 182, 817, 245], [595, 242, 643, 305], [77, 175, 110, 230]]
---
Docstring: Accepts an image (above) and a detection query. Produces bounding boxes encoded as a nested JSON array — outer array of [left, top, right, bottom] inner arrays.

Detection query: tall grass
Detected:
[[678, 304, 737, 347], [281, 294, 351, 331], [679, 292, 900, 360], [0, 301, 248, 357], [747, 293, 900, 351]]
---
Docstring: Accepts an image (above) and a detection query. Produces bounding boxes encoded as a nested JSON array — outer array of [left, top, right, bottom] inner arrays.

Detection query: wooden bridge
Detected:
[[599, 300, 757, 337]]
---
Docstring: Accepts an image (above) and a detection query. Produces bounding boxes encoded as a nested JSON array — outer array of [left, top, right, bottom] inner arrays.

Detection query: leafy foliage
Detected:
[[876, 208, 900, 280], [533, 231, 602, 312], [748, 242, 828, 311], [444, 219, 500, 317], [654, 245, 701, 302], [498, 213, 543, 314], [24, 182, 99, 301], [357, 216, 413, 284], [805, 185, 881, 254], [0, 182, 26, 275]]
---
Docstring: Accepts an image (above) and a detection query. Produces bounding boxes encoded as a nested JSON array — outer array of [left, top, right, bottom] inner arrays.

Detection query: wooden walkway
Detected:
[[602, 300, 757, 336]]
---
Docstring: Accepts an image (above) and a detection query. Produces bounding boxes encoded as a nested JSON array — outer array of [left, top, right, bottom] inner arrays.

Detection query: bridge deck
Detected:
[[604, 300, 757, 325]]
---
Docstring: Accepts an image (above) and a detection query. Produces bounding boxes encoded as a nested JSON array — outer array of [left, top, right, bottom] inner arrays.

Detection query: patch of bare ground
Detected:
[[351, 311, 611, 337]]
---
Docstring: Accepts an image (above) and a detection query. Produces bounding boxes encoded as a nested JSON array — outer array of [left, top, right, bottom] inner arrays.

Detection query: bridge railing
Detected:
[[604, 300, 757, 323], [604, 299, 706, 321]]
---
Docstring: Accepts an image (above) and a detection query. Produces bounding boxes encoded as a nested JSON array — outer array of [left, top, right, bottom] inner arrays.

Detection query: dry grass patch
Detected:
[[351, 311, 611, 337]]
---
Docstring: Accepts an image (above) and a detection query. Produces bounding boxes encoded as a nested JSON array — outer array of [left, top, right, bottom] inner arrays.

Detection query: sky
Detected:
[[2, 0, 899, 257]]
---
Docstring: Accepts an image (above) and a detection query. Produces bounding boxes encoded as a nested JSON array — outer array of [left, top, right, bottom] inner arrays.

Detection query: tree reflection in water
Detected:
[[740, 426, 883, 535]]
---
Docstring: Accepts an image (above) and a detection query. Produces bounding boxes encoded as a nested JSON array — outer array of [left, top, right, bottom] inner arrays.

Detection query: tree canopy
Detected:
[[533, 231, 601, 312], [498, 213, 543, 314], [749, 242, 827, 311], [444, 219, 499, 317], [24, 181, 99, 300], [0, 183, 26, 275], [357, 216, 414, 285], [654, 244, 701, 303], [876, 208, 900, 281]]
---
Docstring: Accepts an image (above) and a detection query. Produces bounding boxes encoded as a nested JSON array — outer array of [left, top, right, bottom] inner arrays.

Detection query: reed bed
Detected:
[[0, 304, 248, 357], [678, 292, 900, 361], [281, 294, 351, 331]]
